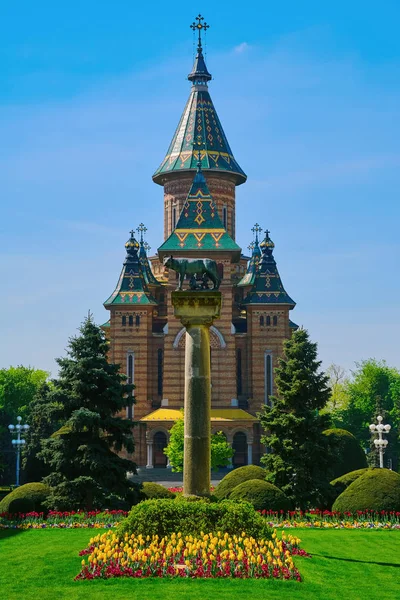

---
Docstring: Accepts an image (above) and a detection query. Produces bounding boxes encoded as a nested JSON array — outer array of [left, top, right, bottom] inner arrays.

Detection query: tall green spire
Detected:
[[158, 164, 241, 259], [237, 224, 262, 287], [242, 230, 296, 306], [104, 231, 157, 306], [137, 223, 161, 287], [153, 15, 246, 185]]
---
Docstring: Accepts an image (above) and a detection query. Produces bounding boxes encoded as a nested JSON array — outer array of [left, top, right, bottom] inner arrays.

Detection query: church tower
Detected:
[[103, 16, 297, 469]]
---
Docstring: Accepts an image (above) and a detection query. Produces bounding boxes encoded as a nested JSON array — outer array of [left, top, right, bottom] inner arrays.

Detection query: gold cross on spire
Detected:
[[190, 14, 209, 47], [251, 223, 262, 243], [137, 223, 148, 243]]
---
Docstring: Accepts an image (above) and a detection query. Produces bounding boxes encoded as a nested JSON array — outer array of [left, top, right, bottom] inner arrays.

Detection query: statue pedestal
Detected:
[[172, 291, 222, 497]]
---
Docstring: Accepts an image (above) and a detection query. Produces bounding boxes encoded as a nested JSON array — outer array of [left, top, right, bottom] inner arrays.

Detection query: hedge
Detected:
[[117, 498, 271, 539], [0, 482, 50, 514], [214, 466, 267, 500], [330, 468, 370, 497], [323, 428, 367, 479], [229, 479, 291, 511], [140, 482, 175, 500], [333, 468, 400, 513]]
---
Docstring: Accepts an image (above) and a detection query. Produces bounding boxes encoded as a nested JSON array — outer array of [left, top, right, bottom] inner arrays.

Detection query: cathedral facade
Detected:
[[103, 20, 297, 469]]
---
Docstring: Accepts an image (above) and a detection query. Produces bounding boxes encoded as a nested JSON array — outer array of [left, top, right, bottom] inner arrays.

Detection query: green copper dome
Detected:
[[158, 166, 241, 259], [153, 40, 246, 185]]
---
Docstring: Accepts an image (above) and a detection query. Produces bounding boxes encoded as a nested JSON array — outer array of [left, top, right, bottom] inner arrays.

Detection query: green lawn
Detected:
[[0, 528, 399, 600]]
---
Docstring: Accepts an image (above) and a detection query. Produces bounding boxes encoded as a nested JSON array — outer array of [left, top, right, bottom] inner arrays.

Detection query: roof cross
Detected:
[[190, 14, 209, 48], [251, 223, 262, 243], [137, 223, 148, 243]]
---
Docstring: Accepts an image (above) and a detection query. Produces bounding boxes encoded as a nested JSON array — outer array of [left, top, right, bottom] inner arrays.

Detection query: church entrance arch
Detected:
[[232, 431, 248, 467], [153, 431, 168, 468]]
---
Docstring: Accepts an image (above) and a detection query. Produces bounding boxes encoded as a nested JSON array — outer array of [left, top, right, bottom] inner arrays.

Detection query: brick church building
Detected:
[[102, 18, 298, 469]]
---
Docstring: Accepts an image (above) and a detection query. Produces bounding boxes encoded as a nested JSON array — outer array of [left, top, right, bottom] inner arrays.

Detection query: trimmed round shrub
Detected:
[[0, 482, 50, 514], [323, 428, 367, 480], [330, 468, 370, 497], [140, 482, 175, 500], [117, 498, 271, 539], [7, 497, 35, 514], [229, 479, 291, 511], [333, 468, 400, 513], [214, 466, 267, 500]]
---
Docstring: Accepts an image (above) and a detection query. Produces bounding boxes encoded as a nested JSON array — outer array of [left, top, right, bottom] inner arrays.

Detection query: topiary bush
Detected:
[[323, 428, 367, 479], [117, 499, 271, 539], [333, 468, 400, 513], [0, 482, 50, 514], [229, 479, 291, 511], [140, 482, 175, 500], [214, 466, 267, 500], [330, 468, 370, 497], [7, 497, 35, 514]]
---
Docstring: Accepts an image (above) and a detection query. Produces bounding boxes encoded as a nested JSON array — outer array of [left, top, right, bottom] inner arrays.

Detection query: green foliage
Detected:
[[328, 360, 400, 471], [117, 499, 271, 539], [0, 366, 49, 483], [323, 428, 367, 480], [0, 482, 50, 513], [214, 465, 267, 500], [39, 315, 138, 511], [330, 468, 370, 497], [229, 479, 291, 511], [140, 482, 175, 500], [164, 414, 234, 472], [7, 497, 35, 513], [333, 468, 400, 513], [260, 328, 333, 509]]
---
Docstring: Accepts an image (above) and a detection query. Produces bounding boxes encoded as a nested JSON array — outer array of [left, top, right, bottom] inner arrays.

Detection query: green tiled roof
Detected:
[[237, 235, 262, 287], [139, 240, 161, 287], [104, 233, 157, 307], [153, 45, 246, 185], [243, 231, 296, 307], [158, 167, 241, 258], [289, 319, 299, 329]]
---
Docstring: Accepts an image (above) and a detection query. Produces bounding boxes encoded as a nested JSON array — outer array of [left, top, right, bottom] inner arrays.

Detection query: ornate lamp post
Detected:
[[369, 415, 391, 468], [8, 416, 29, 487]]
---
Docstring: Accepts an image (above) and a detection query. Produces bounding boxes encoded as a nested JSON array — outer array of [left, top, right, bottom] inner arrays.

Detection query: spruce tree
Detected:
[[40, 315, 138, 510], [260, 328, 333, 509]]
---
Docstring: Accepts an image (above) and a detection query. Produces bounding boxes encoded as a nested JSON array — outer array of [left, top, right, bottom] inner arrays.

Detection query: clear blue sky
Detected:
[[1, 0, 400, 376]]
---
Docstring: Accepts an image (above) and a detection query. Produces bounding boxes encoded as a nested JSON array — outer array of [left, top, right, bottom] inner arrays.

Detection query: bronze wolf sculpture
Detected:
[[163, 256, 220, 290]]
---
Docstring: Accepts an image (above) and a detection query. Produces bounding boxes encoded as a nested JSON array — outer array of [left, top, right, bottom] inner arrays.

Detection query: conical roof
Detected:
[[153, 38, 246, 185], [104, 232, 157, 306], [158, 166, 241, 259], [136, 223, 161, 287], [243, 231, 296, 306], [237, 225, 262, 287]]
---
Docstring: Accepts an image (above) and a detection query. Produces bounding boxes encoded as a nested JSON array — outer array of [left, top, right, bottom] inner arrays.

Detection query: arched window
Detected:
[[159, 293, 165, 303], [260, 316, 264, 326], [128, 315, 133, 326], [264, 352, 273, 405], [273, 315, 278, 326], [266, 315, 271, 326], [126, 351, 134, 419], [217, 263, 224, 280], [172, 207, 177, 230], [135, 315, 140, 327], [223, 206, 228, 229], [236, 349, 242, 396], [234, 293, 240, 303], [157, 349, 163, 396], [122, 315, 126, 326]]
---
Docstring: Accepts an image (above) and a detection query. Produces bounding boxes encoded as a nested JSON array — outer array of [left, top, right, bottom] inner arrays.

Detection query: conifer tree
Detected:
[[260, 328, 333, 508], [40, 315, 138, 510]]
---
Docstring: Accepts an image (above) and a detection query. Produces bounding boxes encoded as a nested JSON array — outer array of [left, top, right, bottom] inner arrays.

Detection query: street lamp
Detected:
[[8, 416, 29, 487], [369, 415, 391, 469]]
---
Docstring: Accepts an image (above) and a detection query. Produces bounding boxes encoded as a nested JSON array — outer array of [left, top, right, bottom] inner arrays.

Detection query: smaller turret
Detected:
[[242, 230, 296, 307], [136, 223, 161, 287], [104, 231, 157, 307], [237, 224, 262, 287]]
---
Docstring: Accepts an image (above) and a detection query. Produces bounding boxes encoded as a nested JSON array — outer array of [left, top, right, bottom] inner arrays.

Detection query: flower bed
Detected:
[[75, 530, 307, 580], [259, 509, 400, 529], [0, 509, 128, 529]]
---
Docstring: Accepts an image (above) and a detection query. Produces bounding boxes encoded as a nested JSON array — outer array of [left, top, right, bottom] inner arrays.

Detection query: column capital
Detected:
[[172, 291, 222, 327]]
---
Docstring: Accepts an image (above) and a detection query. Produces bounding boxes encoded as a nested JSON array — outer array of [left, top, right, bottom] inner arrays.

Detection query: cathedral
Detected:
[[102, 17, 297, 469]]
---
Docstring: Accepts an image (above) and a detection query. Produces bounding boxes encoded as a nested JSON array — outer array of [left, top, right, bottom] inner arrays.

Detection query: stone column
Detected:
[[172, 291, 222, 497], [146, 433, 154, 469]]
